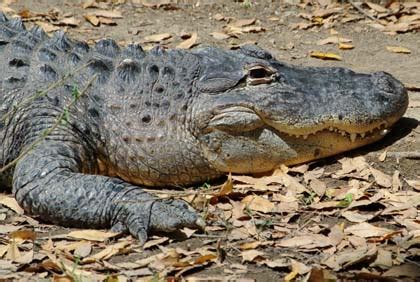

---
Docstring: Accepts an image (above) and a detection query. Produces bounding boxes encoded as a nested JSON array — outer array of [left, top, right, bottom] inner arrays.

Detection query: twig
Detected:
[[349, 1, 382, 23], [0, 75, 97, 173]]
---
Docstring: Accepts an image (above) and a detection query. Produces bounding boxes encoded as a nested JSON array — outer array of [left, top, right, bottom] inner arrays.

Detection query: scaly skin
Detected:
[[0, 15, 408, 243]]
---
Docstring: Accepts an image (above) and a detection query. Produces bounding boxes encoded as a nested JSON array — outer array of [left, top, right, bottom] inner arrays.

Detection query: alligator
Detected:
[[0, 14, 408, 243]]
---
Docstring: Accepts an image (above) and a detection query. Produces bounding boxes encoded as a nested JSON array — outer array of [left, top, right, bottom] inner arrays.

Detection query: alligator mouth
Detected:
[[211, 106, 400, 142]]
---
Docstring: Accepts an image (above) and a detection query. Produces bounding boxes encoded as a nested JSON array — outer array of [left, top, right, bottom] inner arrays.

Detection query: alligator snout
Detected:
[[370, 71, 407, 97]]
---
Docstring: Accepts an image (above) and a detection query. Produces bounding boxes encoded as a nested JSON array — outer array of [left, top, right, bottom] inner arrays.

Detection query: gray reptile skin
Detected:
[[0, 15, 408, 243]]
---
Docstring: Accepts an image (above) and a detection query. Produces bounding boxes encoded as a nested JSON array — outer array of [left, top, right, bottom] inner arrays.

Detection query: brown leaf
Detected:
[[210, 32, 231, 40], [309, 178, 326, 197], [406, 179, 420, 191], [345, 222, 394, 238], [369, 167, 392, 188], [310, 51, 342, 61], [230, 18, 256, 27], [143, 236, 169, 249], [386, 46, 411, 54], [0, 196, 24, 214], [194, 254, 217, 264], [18, 9, 34, 19], [143, 33, 172, 43], [82, 0, 99, 9], [242, 195, 274, 213], [9, 229, 36, 241], [341, 210, 375, 223], [277, 234, 332, 249], [262, 258, 289, 268], [92, 10, 123, 19], [82, 241, 129, 263], [241, 249, 265, 262], [317, 36, 352, 45], [74, 242, 92, 258], [57, 17, 79, 27], [338, 43, 354, 50], [84, 14, 100, 26], [176, 32, 198, 49], [240, 241, 262, 250], [66, 230, 119, 241], [365, 2, 388, 13], [218, 173, 233, 196]]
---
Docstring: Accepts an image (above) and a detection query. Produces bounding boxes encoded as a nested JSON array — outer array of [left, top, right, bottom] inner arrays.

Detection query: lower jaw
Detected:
[[279, 129, 386, 166]]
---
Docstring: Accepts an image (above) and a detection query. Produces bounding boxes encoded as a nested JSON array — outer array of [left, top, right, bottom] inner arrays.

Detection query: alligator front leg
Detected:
[[12, 140, 203, 243]]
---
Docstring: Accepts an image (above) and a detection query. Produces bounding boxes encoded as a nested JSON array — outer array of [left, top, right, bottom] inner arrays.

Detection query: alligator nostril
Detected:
[[371, 71, 403, 95]]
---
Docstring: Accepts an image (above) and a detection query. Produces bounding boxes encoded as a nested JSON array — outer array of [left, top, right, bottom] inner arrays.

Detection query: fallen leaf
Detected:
[[218, 173, 233, 196], [211, 31, 231, 40], [67, 230, 119, 242], [35, 21, 61, 33], [92, 10, 123, 19], [277, 234, 331, 248], [241, 249, 265, 262], [378, 150, 387, 162], [9, 229, 36, 241], [143, 236, 169, 249], [84, 14, 100, 26], [310, 51, 342, 61], [176, 32, 198, 49], [317, 36, 352, 45], [262, 258, 289, 268], [242, 195, 274, 213], [338, 43, 354, 50], [143, 33, 172, 43], [0, 196, 24, 214], [57, 17, 79, 27], [213, 13, 225, 21], [345, 222, 394, 238], [181, 227, 197, 238], [365, 2, 388, 13], [386, 46, 411, 54], [74, 242, 92, 258], [406, 180, 420, 191], [341, 210, 375, 223], [370, 167, 392, 188], [240, 241, 261, 250], [82, 241, 129, 263], [230, 18, 256, 27]]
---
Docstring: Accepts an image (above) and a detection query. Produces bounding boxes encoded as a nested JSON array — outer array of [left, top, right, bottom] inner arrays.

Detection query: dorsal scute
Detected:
[[5, 18, 25, 32], [116, 58, 141, 83], [47, 31, 73, 51], [0, 12, 8, 23], [94, 38, 120, 58], [122, 43, 145, 60], [29, 25, 47, 41]]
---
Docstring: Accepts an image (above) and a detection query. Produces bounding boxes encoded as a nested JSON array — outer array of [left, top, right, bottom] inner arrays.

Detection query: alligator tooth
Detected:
[[303, 134, 308, 140], [329, 127, 334, 131], [380, 129, 389, 136], [341, 131, 346, 136], [360, 133, 366, 138], [350, 133, 357, 142]]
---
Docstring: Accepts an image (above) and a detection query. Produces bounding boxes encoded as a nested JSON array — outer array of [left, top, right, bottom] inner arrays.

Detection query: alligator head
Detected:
[[191, 45, 408, 173]]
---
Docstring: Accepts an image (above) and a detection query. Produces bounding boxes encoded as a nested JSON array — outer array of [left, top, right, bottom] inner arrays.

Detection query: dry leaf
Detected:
[[143, 33, 172, 43], [143, 237, 168, 249], [341, 210, 375, 223], [74, 242, 92, 258], [310, 51, 342, 61], [338, 43, 354, 50], [365, 2, 388, 13], [211, 32, 231, 40], [82, 241, 129, 263], [345, 222, 394, 238], [277, 234, 332, 249], [176, 32, 198, 49], [0, 196, 24, 214], [218, 173, 233, 196], [406, 180, 420, 191], [92, 10, 123, 19], [213, 13, 225, 21], [240, 241, 261, 250], [84, 14, 100, 26], [9, 229, 36, 241], [378, 150, 387, 162], [67, 230, 119, 241], [230, 18, 256, 27], [57, 17, 79, 27], [370, 167, 392, 188], [36, 21, 61, 33], [317, 36, 352, 45], [242, 195, 274, 213], [241, 249, 265, 262], [386, 46, 411, 54]]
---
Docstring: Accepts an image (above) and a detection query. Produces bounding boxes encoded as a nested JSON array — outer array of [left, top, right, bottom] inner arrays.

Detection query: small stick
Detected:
[[349, 1, 382, 23]]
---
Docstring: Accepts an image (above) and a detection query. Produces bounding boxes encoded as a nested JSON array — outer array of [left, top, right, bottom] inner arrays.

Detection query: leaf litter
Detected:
[[0, 1, 419, 281]]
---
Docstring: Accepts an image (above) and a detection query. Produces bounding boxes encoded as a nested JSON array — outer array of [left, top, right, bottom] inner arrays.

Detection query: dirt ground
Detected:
[[0, 0, 419, 281]]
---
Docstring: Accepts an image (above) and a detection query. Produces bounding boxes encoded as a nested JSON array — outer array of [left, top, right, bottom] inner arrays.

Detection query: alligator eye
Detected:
[[247, 65, 275, 85]]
